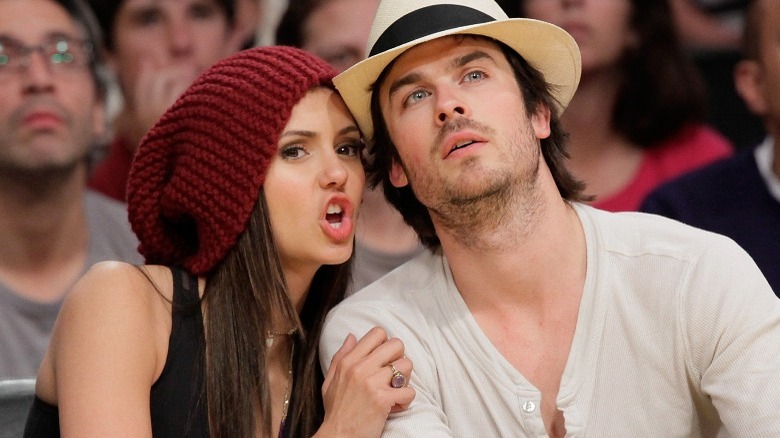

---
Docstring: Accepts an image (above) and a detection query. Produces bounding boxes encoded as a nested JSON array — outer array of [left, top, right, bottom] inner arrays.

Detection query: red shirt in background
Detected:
[[593, 124, 733, 212]]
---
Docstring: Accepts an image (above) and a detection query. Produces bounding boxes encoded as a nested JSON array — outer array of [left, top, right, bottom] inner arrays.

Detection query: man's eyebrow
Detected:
[[451, 50, 495, 70], [386, 50, 497, 102], [387, 72, 423, 102]]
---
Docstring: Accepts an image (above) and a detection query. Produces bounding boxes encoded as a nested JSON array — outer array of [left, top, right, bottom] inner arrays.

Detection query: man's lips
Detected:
[[22, 110, 64, 130], [442, 131, 486, 158]]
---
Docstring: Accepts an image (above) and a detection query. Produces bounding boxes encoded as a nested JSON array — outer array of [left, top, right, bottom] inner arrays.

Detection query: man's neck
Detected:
[[440, 193, 586, 311], [558, 69, 643, 200], [0, 167, 90, 301], [561, 68, 625, 159]]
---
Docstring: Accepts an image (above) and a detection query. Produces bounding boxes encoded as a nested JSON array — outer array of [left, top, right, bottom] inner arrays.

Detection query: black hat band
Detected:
[[370, 5, 495, 57]]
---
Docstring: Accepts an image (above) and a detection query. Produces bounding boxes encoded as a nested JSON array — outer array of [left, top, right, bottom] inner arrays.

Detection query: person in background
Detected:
[[276, 0, 423, 294], [86, 0, 245, 202], [25, 46, 414, 437], [671, 0, 766, 151], [671, 0, 744, 51], [642, 0, 780, 294], [321, 0, 780, 435], [515, 0, 733, 211], [0, 0, 141, 379]]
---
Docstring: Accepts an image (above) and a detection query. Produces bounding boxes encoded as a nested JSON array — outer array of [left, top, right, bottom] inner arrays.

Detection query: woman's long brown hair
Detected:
[[204, 190, 351, 437]]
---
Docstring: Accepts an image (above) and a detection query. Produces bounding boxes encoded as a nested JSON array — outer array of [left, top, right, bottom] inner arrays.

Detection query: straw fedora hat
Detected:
[[333, 0, 581, 140]]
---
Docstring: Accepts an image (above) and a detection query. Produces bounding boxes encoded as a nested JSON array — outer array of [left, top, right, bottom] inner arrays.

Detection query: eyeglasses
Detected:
[[0, 35, 93, 73]]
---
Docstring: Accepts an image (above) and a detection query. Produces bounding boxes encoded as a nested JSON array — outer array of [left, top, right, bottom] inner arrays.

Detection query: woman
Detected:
[[25, 46, 414, 437], [517, 0, 733, 211]]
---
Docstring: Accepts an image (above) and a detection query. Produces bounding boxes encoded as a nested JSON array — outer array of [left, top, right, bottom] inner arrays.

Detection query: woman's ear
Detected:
[[734, 59, 768, 116]]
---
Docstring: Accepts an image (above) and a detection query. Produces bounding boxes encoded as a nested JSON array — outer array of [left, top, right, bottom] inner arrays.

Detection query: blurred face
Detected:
[[302, 0, 379, 72], [522, 0, 636, 73], [107, 0, 237, 104], [0, 0, 103, 175], [264, 88, 365, 273], [379, 37, 550, 213], [753, 0, 780, 138]]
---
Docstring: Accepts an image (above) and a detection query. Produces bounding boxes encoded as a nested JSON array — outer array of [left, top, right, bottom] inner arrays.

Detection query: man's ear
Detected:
[[389, 159, 409, 188], [734, 59, 768, 116], [531, 105, 551, 140]]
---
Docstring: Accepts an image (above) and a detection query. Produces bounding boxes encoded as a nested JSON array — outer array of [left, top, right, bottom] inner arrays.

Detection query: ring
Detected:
[[389, 363, 406, 388]]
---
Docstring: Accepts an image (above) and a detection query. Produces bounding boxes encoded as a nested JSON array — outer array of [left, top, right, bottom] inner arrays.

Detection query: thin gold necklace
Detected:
[[266, 328, 296, 347], [278, 340, 294, 438]]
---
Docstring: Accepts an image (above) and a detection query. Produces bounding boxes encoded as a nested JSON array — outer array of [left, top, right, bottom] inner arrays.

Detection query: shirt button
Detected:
[[522, 400, 536, 413]]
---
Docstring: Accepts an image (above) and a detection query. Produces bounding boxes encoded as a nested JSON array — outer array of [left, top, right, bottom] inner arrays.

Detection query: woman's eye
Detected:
[[280, 145, 307, 159], [336, 141, 362, 157], [464, 70, 485, 82], [404, 89, 430, 106]]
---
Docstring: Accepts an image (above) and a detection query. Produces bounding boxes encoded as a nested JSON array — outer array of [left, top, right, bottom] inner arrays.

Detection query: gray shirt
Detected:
[[0, 191, 142, 379]]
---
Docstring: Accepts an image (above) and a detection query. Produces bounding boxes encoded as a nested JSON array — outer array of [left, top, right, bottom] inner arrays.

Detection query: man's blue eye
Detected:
[[465, 71, 484, 81]]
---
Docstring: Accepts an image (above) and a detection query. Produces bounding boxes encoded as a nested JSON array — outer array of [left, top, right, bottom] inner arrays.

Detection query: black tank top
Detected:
[[149, 267, 209, 437], [24, 267, 209, 437]]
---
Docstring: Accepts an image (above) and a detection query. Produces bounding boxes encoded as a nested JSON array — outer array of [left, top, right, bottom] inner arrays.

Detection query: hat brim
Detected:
[[333, 18, 581, 141]]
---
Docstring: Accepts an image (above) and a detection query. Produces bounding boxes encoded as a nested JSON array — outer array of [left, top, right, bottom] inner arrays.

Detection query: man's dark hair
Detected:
[[367, 37, 589, 249], [56, 0, 107, 98], [87, 0, 236, 52]]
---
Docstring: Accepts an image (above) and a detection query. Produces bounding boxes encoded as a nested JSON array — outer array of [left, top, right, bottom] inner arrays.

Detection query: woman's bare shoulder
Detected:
[[70, 261, 173, 301], [36, 263, 176, 407]]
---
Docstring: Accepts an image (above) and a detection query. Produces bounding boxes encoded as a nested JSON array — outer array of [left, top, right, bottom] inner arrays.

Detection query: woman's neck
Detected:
[[561, 68, 643, 200]]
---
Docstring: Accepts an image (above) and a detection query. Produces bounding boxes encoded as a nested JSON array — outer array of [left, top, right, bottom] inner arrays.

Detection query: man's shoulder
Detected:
[[324, 249, 445, 338], [342, 249, 442, 309], [579, 203, 740, 261], [320, 250, 446, 368]]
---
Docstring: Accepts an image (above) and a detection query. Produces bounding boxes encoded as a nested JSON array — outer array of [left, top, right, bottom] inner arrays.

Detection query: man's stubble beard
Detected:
[[405, 119, 543, 251]]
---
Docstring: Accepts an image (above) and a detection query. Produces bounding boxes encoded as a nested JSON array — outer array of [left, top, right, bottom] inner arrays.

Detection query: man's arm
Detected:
[[320, 299, 456, 437], [681, 236, 780, 435]]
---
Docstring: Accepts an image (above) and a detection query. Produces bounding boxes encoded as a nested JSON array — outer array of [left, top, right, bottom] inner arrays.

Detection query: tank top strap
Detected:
[[149, 267, 209, 437]]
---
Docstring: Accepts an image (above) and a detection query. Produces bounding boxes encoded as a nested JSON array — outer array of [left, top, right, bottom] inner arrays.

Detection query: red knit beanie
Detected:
[[127, 46, 338, 275]]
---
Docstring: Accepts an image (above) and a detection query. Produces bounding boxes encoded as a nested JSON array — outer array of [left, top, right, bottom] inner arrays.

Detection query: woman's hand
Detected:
[[316, 327, 415, 437]]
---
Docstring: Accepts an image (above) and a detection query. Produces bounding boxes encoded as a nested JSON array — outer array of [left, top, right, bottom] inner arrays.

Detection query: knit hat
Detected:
[[127, 46, 337, 275]]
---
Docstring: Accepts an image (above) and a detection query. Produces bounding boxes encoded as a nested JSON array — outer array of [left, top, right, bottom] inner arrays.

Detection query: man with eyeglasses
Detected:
[[0, 0, 142, 379]]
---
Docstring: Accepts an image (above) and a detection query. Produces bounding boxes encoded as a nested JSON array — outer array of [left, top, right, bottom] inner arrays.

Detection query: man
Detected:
[[0, 0, 142, 379], [642, 0, 779, 294], [275, 0, 424, 294], [320, 0, 780, 436], [86, 0, 244, 201]]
